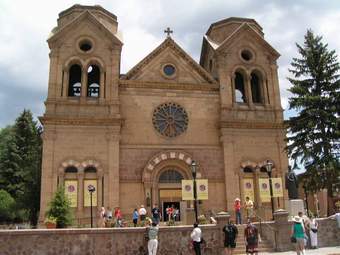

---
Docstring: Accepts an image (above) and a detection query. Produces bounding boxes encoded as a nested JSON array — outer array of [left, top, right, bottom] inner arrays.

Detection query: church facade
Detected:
[[39, 4, 289, 223]]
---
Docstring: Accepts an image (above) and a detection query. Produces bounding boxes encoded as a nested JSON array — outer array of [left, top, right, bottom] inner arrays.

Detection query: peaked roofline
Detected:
[[124, 37, 217, 84], [206, 17, 263, 36], [59, 4, 117, 21], [47, 10, 123, 46]]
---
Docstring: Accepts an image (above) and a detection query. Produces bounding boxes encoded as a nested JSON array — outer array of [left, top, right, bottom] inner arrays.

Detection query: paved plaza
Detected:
[[259, 246, 340, 254]]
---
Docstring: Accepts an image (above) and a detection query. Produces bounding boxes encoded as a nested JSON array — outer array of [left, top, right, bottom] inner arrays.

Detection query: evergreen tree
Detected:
[[286, 30, 340, 214], [0, 110, 42, 225]]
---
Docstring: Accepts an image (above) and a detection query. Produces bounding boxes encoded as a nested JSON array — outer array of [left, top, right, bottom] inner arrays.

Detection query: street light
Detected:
[[87, 184, 96, 228], [191, 160, 198, 223], [265, 160, 275, 219]]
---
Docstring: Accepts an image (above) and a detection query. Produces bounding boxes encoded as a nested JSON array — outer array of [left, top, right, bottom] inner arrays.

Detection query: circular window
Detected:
[[241, 50, 253, 61], [163, 64, 176, 76], [152, 102, 188, 138], [79, 40, 92, 52]]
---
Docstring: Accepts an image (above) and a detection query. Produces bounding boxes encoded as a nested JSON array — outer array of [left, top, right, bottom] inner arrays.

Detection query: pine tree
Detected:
[[286, 30, 340, 214]]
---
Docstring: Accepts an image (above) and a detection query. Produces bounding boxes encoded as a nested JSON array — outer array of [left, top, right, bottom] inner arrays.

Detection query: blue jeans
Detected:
[[236, 211, 242, 224]]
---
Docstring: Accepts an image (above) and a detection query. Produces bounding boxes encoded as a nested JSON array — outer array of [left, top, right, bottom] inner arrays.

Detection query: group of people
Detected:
[[291, 211, 319, 255], [97, 206, 122, 227], [234, 196, 255, 224], [133, 204, 162, 227]]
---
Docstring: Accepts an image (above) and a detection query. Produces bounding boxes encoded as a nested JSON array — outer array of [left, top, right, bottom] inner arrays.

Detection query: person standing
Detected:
[[139, 205, 147, 222], [132, 208, 139, 227], [147, 222, 159, 255], [151, 204, 161, 224], [114, 207, 122, 227], [234, 198, 242, 225], [244, 219, 259, 255], [190, 222, 202, 255], [309, 216, 318, 249], [223, 220, 238, 255], [97, 207, 106, 228], [106, 207, 113, 221], [245, 197, 254, 219], [328, 208, 340, 229], [291, 216, 306, 255]]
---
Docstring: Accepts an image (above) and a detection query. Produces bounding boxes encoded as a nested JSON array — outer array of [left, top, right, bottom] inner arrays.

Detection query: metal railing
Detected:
[[253, 212, 277, 250]]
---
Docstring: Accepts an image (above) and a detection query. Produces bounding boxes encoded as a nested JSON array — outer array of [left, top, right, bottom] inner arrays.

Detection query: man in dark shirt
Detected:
[[151, 204, 161, 224], [223, 220, 238, 255]]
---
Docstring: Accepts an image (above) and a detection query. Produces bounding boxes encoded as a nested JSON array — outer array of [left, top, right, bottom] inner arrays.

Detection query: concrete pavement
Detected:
[[258, 246, 340, 254]]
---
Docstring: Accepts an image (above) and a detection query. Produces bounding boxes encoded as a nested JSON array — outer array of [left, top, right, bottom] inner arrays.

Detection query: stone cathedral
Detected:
[[39, 4, 289, 224]]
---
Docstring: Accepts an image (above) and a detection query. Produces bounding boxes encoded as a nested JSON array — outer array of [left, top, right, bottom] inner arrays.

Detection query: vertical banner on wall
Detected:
[[84, 179, 97, 207], [64, 180, 78, 207], [259, 178, 271, 202], [272, 178, 284, 198], [243, 179, 255, 201], [197, 179, 208, 200], [182, 180, 194, 200]]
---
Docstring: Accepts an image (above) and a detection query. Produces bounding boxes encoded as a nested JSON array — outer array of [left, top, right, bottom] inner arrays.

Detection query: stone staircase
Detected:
[[233, 224, 274, 255]]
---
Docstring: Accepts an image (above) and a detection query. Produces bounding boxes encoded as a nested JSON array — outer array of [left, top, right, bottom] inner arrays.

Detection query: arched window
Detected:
[[84, 166, 97, 173], [251, 72, 262, 104], [68, 64, 82, 97], [159, 170, 184, 183], [87, 65, 100, 97], [243, 167, 253, 173], [234, 72, 246, 103], [65, 166, 78, 173]]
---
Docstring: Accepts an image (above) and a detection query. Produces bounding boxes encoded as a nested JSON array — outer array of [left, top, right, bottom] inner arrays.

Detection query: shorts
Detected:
[[224, 240, 236, 248]]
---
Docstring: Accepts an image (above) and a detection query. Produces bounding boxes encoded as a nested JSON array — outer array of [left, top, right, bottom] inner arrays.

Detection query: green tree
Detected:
[[0, 110, 42, 225], [286, 30, 340, 214], [0, 189, 16, 223], [45, 186, 73, 228]]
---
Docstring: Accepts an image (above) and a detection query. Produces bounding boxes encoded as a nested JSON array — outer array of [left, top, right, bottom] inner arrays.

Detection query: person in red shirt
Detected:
[[114, 207, 122, 227], [234, 198, 242, 225]]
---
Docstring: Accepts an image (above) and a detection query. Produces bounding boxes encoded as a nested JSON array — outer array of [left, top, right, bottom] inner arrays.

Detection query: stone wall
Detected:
[[0, 224, 222, 255]]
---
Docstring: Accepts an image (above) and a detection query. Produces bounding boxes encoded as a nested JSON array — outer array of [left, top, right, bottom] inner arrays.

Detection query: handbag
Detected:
[[311, 228, 318, 233], [290, 236, 297, 243]]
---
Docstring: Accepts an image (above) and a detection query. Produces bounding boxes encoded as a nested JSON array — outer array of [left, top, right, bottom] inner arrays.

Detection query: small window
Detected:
[[84, 166, 97, 173], [65, 166, 78, 173], [209, 59, 213, 72], [163, 64, 176, 76], [241, 50, 253, 62], [159, 170, 183, 183], [79, 40, 92, 52], [68, 64, 82, 97], [243, 167, 253, 173]]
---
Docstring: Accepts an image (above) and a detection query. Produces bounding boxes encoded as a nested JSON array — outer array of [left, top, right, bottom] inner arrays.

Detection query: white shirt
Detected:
[[190, 227, 202, 242], [139, 207, 146, 215]]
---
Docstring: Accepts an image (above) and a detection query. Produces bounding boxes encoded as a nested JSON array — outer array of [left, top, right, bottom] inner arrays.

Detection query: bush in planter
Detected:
[[45, 186, 73, 228]]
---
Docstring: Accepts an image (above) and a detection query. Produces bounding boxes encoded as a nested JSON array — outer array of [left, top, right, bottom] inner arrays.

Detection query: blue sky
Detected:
[[0, 0, 340, 128]]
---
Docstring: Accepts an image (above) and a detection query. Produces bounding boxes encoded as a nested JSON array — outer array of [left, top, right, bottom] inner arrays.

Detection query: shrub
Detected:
[[0, 189, 16, 223], [45, 186, 73, 228]]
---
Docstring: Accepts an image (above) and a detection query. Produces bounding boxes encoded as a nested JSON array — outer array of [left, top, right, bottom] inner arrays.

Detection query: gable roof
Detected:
[[204, 22, 280, 58], [124, 37, 216, 84], [47, 10, 123, 46]]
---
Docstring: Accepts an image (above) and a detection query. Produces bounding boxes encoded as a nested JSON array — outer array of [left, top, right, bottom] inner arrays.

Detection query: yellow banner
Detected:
[[272, 178, 284, 198], [182, 180, 194, 200], [243, 179, 255, 201], [64, 180, 78, 207], [259, 178, 271, 202], [160, 189, 182, 198], [84, 180, 97, 207], [197, 179, 208, 200]]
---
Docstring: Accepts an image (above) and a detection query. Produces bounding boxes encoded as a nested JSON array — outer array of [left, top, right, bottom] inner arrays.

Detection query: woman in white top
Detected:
[[309, 216, 318, 249], [190, 223, 202, 255]]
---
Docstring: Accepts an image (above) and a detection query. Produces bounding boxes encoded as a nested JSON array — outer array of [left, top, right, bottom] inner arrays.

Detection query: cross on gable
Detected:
[[164, 27, 173, 37]]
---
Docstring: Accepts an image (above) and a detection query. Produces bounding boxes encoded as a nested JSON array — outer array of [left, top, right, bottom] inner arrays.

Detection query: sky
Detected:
[[0, 0, 340, 128]]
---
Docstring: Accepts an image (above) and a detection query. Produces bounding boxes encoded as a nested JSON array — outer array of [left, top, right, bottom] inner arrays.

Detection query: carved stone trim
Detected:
[[220, 120, 285, 129], [40, 116, 122, 126]]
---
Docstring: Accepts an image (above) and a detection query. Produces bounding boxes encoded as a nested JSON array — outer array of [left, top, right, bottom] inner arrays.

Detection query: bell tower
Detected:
[[39, 5, 122, 222]]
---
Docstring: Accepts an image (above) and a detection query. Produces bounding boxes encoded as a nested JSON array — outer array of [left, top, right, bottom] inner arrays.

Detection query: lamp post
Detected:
[[191, 160, 198, 223], [88, 184, 96, 228], [265, 160, 275, 219]]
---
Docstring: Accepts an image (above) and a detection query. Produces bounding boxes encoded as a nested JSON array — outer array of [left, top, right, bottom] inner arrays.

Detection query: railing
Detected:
[[253, 212, 277, 250]]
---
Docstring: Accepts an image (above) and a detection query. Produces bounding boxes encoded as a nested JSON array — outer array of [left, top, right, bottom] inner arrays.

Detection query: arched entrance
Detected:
[[142, 150, 203, 222]]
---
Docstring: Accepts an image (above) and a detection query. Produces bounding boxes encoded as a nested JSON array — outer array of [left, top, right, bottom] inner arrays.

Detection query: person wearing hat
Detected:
[[291, 216, 306, 255], [234, 198, 242, 225]]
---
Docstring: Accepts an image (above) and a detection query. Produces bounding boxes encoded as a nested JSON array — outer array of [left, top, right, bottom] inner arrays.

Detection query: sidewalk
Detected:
[[259, 246, 340, 254]]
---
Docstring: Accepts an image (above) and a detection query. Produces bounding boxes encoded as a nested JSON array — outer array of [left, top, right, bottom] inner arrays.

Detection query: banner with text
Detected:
[[272, 178, 284, 198], [84, 179, 97, 207], [182, 180, 194, 200], [243, 179, 255, 201], [64, 180, 78, 207], [259, 178, 271, 202], [197, 179, 208, 200]]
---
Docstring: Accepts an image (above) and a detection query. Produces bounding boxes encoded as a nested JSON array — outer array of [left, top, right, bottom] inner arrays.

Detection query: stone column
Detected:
[[97, 172, 103, 207], [47, 50, 59, 99], [106, 130, 120, 208], [245, 73, 253, 108], [273, 210, 291, 251], [81, 67, 87, 98], [215, 212, 231, 254], [77, 172, 84, 217], [99, 71, 105, 99], [62, 70, 69, 97]]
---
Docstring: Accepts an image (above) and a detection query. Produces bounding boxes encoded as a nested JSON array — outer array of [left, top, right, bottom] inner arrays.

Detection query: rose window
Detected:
[[152, 102, 188, 137]]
